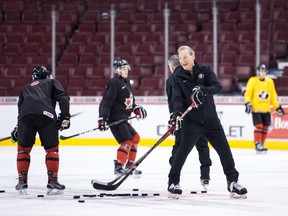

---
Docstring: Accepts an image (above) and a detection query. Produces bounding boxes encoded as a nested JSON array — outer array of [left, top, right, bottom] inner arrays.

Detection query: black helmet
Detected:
[[113, 59, 130, 75], [257, 64, 268, 72], [32, 66, 51, 80]]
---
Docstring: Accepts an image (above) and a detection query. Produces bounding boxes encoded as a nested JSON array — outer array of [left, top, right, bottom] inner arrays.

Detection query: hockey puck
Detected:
[[132, 193, 138, 196], [0, 190, 6, 193], [132, 188, 139, 191], [37, 194, 44, 197], [141, 193, 148, 196], [153, 193, 160, 196], [190, 191, 197, 194], [201, 191, 207, 193], [78, 200, 85, 203], [73, 195, 80, 199]]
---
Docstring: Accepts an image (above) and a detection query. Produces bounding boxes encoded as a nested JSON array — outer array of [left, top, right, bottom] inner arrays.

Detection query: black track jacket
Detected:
[[99, 76, 135, 123], [18, 79, 70, 122], [171, 62, 222, 123]]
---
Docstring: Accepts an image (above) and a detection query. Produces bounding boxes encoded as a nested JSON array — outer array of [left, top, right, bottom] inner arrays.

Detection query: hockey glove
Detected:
[[245, 102, 252, 114], [11, 126, 18, 143], [191, 86, 206, 108], [57, 113, 71, 131], [133, 105, 147, 120], [169, 112, 182, 133], [276, 105, 285, 116], [98, 117, 109, 131]]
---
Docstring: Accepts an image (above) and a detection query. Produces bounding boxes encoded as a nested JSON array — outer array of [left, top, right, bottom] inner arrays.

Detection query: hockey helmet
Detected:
[[257, 64, 268, 73], [113, 59, 131, 75], [32, 66, 51, 80]]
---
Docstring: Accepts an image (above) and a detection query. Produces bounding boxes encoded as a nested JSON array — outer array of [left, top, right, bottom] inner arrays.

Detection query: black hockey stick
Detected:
[[60, 116, 137, 140], [91, 102, 196, 191], [0, 136, 11, 142]]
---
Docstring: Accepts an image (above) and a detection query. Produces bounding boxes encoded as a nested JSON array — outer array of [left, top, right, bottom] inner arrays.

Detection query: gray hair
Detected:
[[177, 45, 195, 56], [168, 55, 180, 68]]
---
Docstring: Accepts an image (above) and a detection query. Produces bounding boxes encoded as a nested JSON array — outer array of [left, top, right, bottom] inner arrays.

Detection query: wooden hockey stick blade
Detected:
[[91, 102, 196, 191], [0, 136, 11, 142], [60, 116, 137, 140]]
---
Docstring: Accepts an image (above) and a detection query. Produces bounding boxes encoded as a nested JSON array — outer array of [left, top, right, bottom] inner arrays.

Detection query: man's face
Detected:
[[258, 69, 267, 80], [119, 65, 130, 78], [178, 49, 195, 72]]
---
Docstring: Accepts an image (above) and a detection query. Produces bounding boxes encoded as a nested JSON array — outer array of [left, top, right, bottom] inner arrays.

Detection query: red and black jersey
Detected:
[[17, 79, 70, 122], [99, 76, 135, 123]]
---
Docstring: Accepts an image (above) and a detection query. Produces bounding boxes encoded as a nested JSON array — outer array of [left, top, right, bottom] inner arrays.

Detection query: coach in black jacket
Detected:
[[167, 46, 247, 198]]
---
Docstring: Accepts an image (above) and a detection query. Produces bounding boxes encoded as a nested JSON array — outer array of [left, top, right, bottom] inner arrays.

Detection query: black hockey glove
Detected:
[[276, 105, 285, 116], [11, 126, 18, 143], [98, 117, 109, 131], [191, 86, 206, 108], [245, 102, 252, 114], [169, 112, 182, 133], [133, 105, 147, 120], [57, 113, 71, 131]]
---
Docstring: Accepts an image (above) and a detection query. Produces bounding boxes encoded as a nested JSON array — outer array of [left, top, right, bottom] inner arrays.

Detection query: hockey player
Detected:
[[98, 59, 147, 176], [244, 64, 285, 153], [167, 55, 212, 191], [11, 66, 70, 195], [168, 46, 247, 199]]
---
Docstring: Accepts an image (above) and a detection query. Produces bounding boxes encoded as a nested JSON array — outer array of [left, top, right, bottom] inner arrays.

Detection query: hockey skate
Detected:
[[228, 181, 247, 199], [15, 171, 28, 195], [47, 172, 65, 195], [114, 160, 126, 175], [168, 183, 182, 199], [125, 163, 142, 178], [255, 142, 268, 154], [200, 179, 209, 191]]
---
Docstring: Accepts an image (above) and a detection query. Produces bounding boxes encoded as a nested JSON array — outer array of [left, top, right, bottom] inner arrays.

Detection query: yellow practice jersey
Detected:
[[244, 76, 280, 112]]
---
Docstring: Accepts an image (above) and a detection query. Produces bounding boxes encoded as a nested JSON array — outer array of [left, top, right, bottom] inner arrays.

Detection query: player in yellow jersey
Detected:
[[244, 64, 285, 153]]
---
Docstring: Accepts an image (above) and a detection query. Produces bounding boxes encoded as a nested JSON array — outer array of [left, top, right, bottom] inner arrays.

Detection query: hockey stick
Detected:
[[0, 136, 11, 142], [60, 116, 137, 140], [91, 102, 196, 191], [0, 112, 83, 143]]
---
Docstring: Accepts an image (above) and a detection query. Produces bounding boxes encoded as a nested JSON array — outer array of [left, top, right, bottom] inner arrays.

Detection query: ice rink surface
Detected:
[[0, 145, 287, 216]]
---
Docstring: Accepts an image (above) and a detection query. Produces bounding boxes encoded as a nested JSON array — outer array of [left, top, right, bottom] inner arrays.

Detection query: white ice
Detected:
[[0, 145, 287, 216]]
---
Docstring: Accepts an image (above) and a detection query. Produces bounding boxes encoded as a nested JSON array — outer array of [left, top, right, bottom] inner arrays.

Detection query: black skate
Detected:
[[255, 142, 268, 154], [228, 181, 247, 199], [114, 160, 126, 175], [200, 179, 209, 191], [125, 163, 142, 178], [168, 183, 182, 199], [47, 172, 65, 195], [15, 171, 28, 194]]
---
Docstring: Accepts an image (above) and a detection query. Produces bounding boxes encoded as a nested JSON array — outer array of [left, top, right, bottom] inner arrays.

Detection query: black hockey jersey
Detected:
[[17, 79, 70, 122], [99, 76, 135, 123]]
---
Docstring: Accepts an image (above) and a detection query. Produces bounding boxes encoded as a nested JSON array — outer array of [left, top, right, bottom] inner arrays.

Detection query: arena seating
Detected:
[[0, 0, 287, 96]]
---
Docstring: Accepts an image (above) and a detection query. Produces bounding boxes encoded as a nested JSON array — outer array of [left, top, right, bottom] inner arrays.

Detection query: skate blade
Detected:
[[202, 185, 208, 191], [229, 192, 247, 199], [256, 150, 267, 154], [168, 192, 180, 199], [47, 188, 64, 195], [17, 188, 28, 195]]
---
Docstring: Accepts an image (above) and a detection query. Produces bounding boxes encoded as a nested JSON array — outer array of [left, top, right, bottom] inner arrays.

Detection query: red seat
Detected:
[[4, 44, 21, 55], [218, 65, 235, 78], [236, 66, 252, 81], [218, 77, 235, 93], [115, 13, 132, 24], [10, 56, 30, 66], [67, 78, 88, 91], [60, 54, 78, 66], [79, 55, 98, 67], [88, 78, 108, 90], [4, 67, 24, 78], [31, 56, 51, 67], [0, 79, 12, 90], [139, 77, 162, 90], [133, 13, 150, 24], [22, 44, 40, 55]]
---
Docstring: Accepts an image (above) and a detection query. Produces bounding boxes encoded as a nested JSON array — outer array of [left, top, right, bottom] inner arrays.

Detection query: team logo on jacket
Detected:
[[31, 81, 39, 86], [125, 93, 134, 110], [198, 73, 204, 79], [258, 90, 269, 100]]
